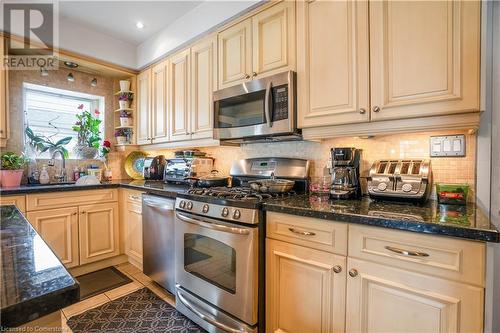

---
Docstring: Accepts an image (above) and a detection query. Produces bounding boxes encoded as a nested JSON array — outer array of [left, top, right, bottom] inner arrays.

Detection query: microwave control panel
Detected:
[[272, 85, 288, 121]]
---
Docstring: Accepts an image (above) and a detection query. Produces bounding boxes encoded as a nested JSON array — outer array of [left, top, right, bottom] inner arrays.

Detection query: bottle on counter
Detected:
[[39, 165, 50, 184], [73, 167, 80, 181]]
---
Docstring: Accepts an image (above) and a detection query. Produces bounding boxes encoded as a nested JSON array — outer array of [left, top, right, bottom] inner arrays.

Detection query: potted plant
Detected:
[[0, 152, 27, 187], [118, 92, 133, 109], [25, 126, 72, 158], [72, 104, 102, 159], [119, 80, 130, 92], [101, 139, 113, 181], [119, 110, 133, 127], [114, 128, 129, 144]]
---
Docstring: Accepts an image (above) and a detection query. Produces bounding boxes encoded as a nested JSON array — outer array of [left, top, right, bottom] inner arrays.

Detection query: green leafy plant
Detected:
[[25, 126, 72, 158], [72, 105, 102, 149], [1, 152, 27, 170]]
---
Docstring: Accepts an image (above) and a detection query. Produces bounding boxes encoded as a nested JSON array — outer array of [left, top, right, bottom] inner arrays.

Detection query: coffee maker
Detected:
[[330, 147, 362, 199]]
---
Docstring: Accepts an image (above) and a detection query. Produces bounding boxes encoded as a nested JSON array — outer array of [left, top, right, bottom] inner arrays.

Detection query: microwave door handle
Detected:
[[175, 212, 250, 235], [264, 81, 273, 127]]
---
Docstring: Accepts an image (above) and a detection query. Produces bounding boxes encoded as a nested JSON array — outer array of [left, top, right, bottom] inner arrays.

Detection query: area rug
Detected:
[[76, 266, 132, 300], [67, 288, 205, 333]]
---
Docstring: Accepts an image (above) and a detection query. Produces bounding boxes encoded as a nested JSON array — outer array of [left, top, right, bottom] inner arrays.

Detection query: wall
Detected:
[[149, 129, 477, 201]]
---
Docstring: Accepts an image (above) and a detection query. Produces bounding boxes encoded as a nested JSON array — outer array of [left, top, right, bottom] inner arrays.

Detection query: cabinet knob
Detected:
[[72, 212, 77, 216], [348, 269, 358, 277], [244, 74, 250, 79], [359, 108, 366, 114], [81, 211, 86, 214], [333, 265, 342, 274], [252, 72, 257, 77], [372, 106, 381, 113]]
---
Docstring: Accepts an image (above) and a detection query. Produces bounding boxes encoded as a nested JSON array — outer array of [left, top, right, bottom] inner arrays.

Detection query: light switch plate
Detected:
[[430, 135, 466, 157]]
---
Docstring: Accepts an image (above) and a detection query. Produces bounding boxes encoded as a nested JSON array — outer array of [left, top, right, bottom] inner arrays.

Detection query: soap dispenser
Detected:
[[39, 165, 50, 184]]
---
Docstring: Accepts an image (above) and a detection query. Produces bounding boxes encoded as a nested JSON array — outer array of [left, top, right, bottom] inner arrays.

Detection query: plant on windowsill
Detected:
[[25, 126, 72, 158], [119, 110, 133, 127], [0, 152, 28, 187], [114, 128, 132, 145], [118, 92, 134, 109], [72, 104, 102, 159]]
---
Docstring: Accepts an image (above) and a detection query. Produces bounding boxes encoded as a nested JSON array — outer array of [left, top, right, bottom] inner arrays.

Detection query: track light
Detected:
[[91, 78, 97, 87], [67, 73, 75, 82]]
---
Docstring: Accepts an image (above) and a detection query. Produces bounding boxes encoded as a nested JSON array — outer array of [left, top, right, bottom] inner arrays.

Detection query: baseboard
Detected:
[[127, 256, 143, 272]]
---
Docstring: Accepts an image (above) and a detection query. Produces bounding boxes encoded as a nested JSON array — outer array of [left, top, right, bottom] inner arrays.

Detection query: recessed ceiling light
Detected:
[[136, 21, 144, 29]]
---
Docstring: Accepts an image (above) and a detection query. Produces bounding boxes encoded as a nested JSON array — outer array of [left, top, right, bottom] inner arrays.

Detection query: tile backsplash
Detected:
[[149, 129, 476, 201]]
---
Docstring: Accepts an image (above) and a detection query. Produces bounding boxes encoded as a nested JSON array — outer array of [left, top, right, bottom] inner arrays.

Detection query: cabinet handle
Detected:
[[244, 74, 250, 79], [288, 227, 316, 236], [252, 72, 257, 77], [359, 108, 366, 114], [333, 265, 342, 274], [81, 211, 86, 214], [348, 269, 358, 277], [129, 195, 141, 200], [72, 212, 77, 216], [384, 246, 430, 257], [372, 106, 381, 113]]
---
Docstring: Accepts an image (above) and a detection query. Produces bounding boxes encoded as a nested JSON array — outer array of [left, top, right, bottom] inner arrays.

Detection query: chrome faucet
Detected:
[[51, 150, 67, 183]]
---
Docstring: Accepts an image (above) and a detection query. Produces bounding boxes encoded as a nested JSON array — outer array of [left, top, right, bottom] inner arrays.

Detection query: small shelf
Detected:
[[115, 126, 134, 129], [114, 90, 134, 95], [114, 108, 134, 112]]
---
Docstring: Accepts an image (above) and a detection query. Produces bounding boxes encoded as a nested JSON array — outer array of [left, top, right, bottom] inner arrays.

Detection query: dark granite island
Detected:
[[0, 205, 79, 329]]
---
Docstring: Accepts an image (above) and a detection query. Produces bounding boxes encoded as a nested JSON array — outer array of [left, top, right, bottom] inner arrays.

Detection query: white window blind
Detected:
[[24, 83, 104, 158]]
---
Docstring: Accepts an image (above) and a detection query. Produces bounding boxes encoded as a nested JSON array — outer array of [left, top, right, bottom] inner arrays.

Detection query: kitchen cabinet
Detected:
[[0, 195, 26, 212], [169, 48, 191, 142], [122, 190, 143, 267], [297, 0, 480, 130], [346, 258, 483, 333], [78, 202, 120, 265], [297, 0, 370, 127], [27, 207, 79, 268], [266, 239, 346, 333], [136, 68, 152, 144], [218, 1, 295, 89], [151, 60, 169, 143], [0, 35, 8, 147]]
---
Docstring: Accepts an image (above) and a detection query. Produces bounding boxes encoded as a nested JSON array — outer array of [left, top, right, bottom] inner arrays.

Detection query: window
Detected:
[[24, 83, 105, 159]]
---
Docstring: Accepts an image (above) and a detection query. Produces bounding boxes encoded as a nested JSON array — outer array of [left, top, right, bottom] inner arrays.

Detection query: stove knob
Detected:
[[186, 201, 193, 210], [377, 183, 388, 191], [221, 207, 229, 217], [179, 200, 186, 208], [202, 204, 209, 213], [402, 183, 412, 193], [233, 209, 241, 220]]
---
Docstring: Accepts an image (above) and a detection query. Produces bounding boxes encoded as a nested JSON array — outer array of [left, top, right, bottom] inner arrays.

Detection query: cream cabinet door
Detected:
[[252, 1, 295, 79], [125, 201, 143, 265], [369, 1, 480, 121], [151, 60, 169, 143], [190, 37, 216, 140], [218, 18, 252, 89], [0, 36, 8, 144], [79, 202, 120, 265], [136, 69, 152, 145], [27, 207, 79, 268], [169, 49, 191, 142], [297, 0, 370, 128], [346, 258, 484, 333], [266, 239, 346, 333]]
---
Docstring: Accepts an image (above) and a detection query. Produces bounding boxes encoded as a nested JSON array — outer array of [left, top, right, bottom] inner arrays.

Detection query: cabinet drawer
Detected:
[[348, 224, 486, 286], [267, 212, 347, 255], [0, 195, 26, 212], [27, 189, 118, 211]]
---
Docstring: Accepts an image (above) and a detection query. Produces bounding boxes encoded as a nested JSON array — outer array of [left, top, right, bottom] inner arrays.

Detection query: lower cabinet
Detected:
[[79, 202, 120, 265], [124, 199, 143, 266], [266, 239, 346, 333], [27, 207, 79, 268]]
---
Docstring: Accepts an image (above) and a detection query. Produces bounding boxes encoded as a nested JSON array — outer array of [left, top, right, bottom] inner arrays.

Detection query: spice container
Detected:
[[436, 183, 469, 205]]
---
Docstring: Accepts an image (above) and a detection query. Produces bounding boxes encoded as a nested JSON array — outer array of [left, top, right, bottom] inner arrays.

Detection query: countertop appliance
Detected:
[[143, 155, 166, 180], [213, 71, 301, 143], [330, 147, 362, 199], [174, 157, 309, 333], [367, 159, 432, 202], [163, 157, 214, 183], [142, 194, 176, 294]]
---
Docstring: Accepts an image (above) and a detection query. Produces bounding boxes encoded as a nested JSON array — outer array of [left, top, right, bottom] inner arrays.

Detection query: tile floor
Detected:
[[61, 263, 175, 332]]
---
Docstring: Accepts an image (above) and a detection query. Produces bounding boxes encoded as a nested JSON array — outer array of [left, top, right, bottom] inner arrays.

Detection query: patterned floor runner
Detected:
[[67, 287, 206, 333]]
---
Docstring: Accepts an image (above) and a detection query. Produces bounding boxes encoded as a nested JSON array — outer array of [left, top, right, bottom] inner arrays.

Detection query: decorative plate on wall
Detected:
[[124, 151, 148, 179]]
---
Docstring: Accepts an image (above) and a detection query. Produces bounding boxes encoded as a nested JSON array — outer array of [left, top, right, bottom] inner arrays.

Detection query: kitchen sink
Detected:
[[26, 182, 77, 187]]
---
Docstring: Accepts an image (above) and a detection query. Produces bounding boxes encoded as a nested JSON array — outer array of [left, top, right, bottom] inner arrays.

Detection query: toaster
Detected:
[[163, 157, 214, 183], [367, 159, 432, 202]]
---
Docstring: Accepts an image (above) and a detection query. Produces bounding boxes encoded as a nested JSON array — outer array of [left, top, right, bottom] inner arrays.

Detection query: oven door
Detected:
[[175, 210, 258, 325], [213, 71, 295, 140]]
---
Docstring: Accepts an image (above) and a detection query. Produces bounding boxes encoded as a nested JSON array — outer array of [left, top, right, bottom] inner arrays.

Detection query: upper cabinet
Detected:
[[169, 48, 191, 142], [151, 60, 169, 143], [136, 69, 152, 145], [369, 1, 480, 121], [218, 1, 296, 89], [0, 36, 8, 147], [298, 0, 480, 129], [297, 0, 370, 128]]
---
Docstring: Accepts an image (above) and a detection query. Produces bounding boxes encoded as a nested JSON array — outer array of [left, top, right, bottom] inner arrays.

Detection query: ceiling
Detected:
[[59, 1, 203, 46]]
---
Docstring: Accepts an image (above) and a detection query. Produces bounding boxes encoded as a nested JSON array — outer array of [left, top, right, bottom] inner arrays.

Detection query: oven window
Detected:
[[215, 90, 266, 128], [184, 233, 236, 294]]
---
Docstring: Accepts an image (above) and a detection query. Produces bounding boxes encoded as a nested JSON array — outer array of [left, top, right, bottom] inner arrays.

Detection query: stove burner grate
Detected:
[[186, 187, 296, 201]]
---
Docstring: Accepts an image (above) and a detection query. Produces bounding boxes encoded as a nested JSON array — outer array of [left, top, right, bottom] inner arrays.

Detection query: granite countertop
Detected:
[[264, 195, 499, 242], [0, 205, 80, 328]]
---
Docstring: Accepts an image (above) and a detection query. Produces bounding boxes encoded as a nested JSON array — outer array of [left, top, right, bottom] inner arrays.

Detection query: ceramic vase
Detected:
[[1, 170, 24, 187], [119, 100, 130, 109], [116, 136, 127, 144], [120, 117, 133, 127], [119, 80, 130, 92]]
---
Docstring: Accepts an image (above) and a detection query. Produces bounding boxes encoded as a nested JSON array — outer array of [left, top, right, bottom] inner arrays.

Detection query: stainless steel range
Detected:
[[174, 158, 309, 333]]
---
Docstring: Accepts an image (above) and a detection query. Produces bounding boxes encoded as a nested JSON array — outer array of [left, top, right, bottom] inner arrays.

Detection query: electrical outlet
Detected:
[[48, 159, 55, 166], [430, 135, 466, 157]]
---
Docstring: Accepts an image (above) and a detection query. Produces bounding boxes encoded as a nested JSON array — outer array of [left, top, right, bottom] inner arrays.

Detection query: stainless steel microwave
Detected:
[[213, 71, 300, 143]]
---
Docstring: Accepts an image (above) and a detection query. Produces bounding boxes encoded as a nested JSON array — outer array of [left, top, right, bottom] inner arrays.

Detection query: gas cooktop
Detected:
[[186, 186, 297, 202]]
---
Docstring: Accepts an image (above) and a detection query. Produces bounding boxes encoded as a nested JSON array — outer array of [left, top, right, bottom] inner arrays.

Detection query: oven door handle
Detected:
[[264, 81, 273, 128], [176, 287, 250, 333], [175, 212, 250, 235]]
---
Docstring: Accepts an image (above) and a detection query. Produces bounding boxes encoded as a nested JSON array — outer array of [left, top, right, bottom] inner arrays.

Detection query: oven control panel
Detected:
[[175, 198, 259, 225]]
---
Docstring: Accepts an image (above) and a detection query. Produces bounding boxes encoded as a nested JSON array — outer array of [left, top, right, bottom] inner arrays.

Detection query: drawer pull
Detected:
[[385, 246, 429, 257], [129, 195, 141, 201], [288, 227, 316, 236]]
